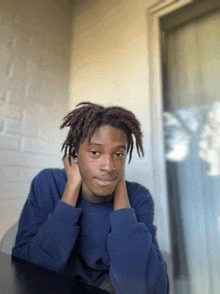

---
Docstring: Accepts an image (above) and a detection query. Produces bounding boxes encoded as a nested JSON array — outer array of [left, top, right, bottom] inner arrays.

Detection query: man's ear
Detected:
[[74, 152, 78, 164]]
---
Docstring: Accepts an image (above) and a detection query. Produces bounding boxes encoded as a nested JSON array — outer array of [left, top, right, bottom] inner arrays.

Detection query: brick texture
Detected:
[[0, 0, 73, 239]]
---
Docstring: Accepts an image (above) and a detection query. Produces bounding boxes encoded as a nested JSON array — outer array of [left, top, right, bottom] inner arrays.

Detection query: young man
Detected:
[[12, 102, 169, 293]]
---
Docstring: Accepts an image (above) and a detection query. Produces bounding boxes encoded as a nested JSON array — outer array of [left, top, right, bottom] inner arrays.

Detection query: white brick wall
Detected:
[[0, 0, 73, 239]]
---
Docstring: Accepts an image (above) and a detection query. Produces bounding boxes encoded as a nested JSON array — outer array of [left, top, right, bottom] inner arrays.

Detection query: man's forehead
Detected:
[[90, 125, 127, 142]]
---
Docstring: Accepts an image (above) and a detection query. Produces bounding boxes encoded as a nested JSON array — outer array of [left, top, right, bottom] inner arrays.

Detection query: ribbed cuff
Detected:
[[53, 200, 82, 224], [110, 208, 137, 231]]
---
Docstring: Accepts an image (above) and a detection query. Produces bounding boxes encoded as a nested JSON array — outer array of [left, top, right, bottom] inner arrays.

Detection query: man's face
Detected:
[[77, 125, 127, 203]]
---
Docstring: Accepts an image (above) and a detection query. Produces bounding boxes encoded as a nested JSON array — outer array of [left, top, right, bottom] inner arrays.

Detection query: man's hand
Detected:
[[61, 155, 82, 207], [63, 155, 81, 185], [113, 173, 131, 211]]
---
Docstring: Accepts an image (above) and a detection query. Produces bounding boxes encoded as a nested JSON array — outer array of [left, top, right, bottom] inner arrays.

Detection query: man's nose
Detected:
[[100, 155, 116, 172]]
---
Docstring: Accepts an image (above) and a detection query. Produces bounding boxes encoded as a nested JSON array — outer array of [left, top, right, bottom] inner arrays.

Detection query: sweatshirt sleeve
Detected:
[[107, 184, 169, 294], [12, 169, 82, 272]]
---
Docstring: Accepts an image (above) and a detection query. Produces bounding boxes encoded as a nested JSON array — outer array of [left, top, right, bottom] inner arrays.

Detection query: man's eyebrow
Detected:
[[89, 142, 126, 149], [88, 142, 101, 146], [116, 145, 126, 149]]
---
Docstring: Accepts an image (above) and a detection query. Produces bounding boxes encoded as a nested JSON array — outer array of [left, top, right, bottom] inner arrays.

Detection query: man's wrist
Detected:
[[113, 179, 131, 210], [61, 181, 81, 207], [114, 195, 131, 210]]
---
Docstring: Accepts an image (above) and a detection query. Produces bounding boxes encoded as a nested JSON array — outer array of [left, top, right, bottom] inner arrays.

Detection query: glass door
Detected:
[[162, 7, 220, 294]]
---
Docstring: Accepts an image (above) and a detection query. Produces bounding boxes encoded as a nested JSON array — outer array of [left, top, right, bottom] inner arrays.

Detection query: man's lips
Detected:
[[94, 177, 118, 186], [95, 176, 117, 181]]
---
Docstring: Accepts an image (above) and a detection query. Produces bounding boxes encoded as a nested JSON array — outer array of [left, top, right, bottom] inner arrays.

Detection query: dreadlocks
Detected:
[[60, 102, 144, 164]]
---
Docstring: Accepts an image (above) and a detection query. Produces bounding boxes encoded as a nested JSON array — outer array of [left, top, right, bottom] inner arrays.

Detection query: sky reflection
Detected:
[[164, 101, 220, 176]]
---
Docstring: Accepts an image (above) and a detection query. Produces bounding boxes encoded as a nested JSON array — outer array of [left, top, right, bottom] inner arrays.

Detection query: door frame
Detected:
[[146, 0, 193, 250], [146, 0, 194, 291]]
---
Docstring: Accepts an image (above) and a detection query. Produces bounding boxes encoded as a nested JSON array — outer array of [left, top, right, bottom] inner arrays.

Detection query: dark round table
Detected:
[[0, 251, 110, 293]]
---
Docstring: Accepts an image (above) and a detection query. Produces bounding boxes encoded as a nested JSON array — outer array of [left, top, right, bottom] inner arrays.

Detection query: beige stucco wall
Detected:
[[70, 0, 156, 194], [70, 0, 170, 249]]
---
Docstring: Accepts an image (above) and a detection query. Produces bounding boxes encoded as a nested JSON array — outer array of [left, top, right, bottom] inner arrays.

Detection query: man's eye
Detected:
[[115, 152, 125, 158], [90, 151, 98, 156]]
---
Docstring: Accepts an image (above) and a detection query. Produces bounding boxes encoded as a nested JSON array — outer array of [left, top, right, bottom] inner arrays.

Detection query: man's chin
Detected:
[[91, 185, 117, 201], [81, 181, 117, 203], [93, 186, 114, 197]]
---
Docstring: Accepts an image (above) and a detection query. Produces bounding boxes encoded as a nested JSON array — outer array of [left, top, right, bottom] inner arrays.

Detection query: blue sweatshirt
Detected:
[[12, 168, 169, 293]]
